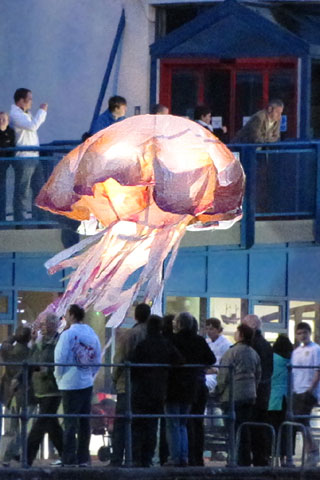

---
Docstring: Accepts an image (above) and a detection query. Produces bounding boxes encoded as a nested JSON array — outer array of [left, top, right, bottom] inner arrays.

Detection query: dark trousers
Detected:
[[111, 393, 126, 466], [234, 402, 254, 466], [0, 161, 11, 221], [132, 404, 160, 467], [159, 417, 169, 465], [27, 395, 63, 465], [13, 160, 38, 221], [251, 407, 271, 466], [188, 383, 208, 466], [61, 386, 92, 465]]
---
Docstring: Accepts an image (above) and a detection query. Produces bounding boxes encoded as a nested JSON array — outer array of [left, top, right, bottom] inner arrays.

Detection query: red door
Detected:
[[160, 58, 297, 141]]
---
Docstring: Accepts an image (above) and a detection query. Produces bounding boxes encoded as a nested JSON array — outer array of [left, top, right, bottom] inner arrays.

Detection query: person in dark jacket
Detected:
[[0, 112, 15, 221], [130, 314, 183, 467], [165, 312, 216, 467], [159, 314, 175, 465], [110, 302, 150, 466], [27, 314, 63, 466], [188, 317, 216, 466], [242, 314, 273, 466], [0, 325, 32, 466]]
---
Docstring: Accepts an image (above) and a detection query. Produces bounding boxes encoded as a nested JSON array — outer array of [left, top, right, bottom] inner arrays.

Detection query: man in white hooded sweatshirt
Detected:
[[54, 304, 101, 466]]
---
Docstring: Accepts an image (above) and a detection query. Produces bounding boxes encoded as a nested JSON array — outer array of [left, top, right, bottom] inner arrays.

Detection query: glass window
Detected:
[[289, 301, 320, 345], [210, 297, 241, 343], [269, 70, 296, 139], [235, 72, 263, 132], [204, 70, 230, 140], [0, 294, 9, 315], [17, 291, 62, 326], [165, 296, 200, 318], [171, 71, 199, 117], [253, 303, 282, 325], [311, 60, 320, 138]]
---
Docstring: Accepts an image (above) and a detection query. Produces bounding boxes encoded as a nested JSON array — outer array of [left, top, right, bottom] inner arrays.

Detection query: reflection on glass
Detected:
[[210, 297, 241, 343], [289, 301, 320, 344], [235, 72, 262, 132], [17, 291, 61, 325], [204, 70, 230, 139], [0, 295, 8, 314], [254, 304, 281, 324], [269, 70, 295, 139], [264, 331, 281, 344], [165, 296, 200, 319], [171, 71, 198, 117]]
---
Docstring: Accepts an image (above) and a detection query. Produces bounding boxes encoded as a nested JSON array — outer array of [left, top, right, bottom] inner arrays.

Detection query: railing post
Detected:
[[124, 361, 132, 467], [227, 365, 236, 467], [314, 142, 320, 244], [239, 145, 256, 249], [286, 364, 294, 467], [21, 361, 29, 468]]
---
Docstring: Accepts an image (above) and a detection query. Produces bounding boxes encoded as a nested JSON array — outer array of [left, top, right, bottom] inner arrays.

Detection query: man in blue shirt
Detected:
[[91, 95, 127, 134]]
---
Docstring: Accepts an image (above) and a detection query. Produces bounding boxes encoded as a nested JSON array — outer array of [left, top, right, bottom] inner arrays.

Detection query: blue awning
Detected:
[[150, 0, 309, 59]]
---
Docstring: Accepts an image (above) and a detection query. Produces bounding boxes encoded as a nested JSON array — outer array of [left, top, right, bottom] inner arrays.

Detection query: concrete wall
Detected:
[[0, 0, 153, 143]]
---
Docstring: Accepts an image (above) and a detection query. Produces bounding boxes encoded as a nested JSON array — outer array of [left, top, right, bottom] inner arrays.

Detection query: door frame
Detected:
[[160, 57, 298, 139]]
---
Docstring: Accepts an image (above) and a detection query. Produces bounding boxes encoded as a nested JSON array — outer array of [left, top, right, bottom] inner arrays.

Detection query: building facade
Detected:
[[1, 0, 320, 344]]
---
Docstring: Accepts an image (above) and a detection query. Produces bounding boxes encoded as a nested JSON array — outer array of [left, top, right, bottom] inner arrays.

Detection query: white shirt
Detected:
[[9, 104, 47, 157], [292, 341, 320, 401], [206, 335, 232, 392], [207, 335, 232, 365], [54, 323, 101, 390], [195, 119, 213, 132]]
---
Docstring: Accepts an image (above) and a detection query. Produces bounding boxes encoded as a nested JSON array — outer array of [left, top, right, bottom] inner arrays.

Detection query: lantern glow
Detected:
[[36, 114, 245, 327]]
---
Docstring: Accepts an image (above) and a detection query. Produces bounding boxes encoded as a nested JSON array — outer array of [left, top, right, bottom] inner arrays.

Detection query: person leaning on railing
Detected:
[[0, 112, 15, 222], [231, 99, 284, 144]]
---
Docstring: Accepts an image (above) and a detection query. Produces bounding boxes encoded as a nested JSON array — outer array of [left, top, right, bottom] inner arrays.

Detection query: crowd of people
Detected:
[[0, 303, 319, 469], [109, 306, 320, 468], [0, 304, 101, 467], [0, 85, 284, 226]]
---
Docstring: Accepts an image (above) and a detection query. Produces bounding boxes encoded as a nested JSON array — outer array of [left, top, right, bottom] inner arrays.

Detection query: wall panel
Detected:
[[208, 251, 248, 296]]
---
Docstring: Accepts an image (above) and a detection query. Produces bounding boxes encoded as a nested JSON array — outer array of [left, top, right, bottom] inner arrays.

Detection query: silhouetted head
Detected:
[[151, 104, 169, 115], [272, 334, 293, 359], [175, 312, 194, 333], [134, 303, 151, 324], [242, 314, 262, 331], [15, 325, 32, 345], [147, 314, 163, 335], [67, 304, 85, 325], [235, 324, 254, 345]]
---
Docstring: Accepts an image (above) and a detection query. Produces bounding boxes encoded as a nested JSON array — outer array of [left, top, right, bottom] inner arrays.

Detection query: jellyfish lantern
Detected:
[[36, 114, 245, 327]]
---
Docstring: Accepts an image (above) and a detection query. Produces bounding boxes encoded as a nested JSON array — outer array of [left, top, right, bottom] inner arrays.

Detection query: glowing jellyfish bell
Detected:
[[36, 114, 245, 327]]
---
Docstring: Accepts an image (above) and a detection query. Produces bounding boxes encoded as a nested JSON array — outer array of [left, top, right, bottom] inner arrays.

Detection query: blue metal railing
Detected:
[[229, 140, 320, 247], [0, 359, 318, 469], [0, 360, 235, 469], [1, 139, 320, 246]]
